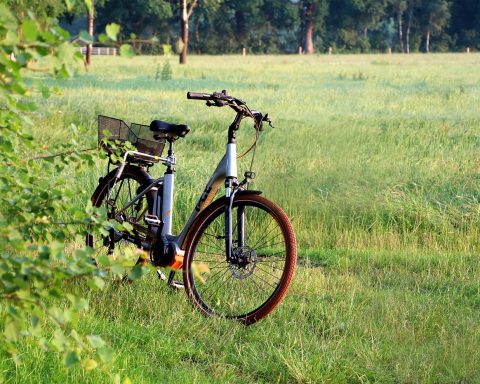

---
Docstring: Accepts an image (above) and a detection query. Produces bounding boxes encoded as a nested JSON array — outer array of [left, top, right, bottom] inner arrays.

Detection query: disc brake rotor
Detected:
[[229, 246, 257, 279]]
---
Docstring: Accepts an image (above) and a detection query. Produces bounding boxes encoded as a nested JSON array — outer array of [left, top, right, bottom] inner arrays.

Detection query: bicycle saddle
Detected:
[[149, 120, 190, 138]]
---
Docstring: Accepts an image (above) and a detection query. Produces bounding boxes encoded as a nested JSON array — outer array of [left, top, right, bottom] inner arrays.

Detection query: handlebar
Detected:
[[186, 92, 214, 101], [186, 90, 273, 131]]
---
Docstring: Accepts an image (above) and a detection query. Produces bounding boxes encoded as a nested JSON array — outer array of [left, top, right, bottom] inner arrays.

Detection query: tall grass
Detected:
[[4, 54, 478, 383], [2, 250, 479, 383], [36, 53, 480, 254]]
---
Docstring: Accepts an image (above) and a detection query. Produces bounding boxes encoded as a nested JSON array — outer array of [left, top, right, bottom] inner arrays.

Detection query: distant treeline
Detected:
[[32, 0, 480, 54]]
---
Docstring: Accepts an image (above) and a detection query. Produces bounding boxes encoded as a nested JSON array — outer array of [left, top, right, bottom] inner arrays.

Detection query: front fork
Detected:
[[225, 178, 247, 263], [225, 178, 236, 262]]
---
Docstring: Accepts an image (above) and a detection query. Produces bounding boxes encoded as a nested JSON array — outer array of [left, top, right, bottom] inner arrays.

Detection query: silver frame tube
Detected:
[[162, 172, 175, 236]]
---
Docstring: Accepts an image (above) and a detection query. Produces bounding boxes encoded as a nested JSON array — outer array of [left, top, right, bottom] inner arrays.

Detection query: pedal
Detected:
[[144, 214, 161, 226], [167, 270, 184, 290], [169, 281, 184, 290], [156, 269, 166, 280]]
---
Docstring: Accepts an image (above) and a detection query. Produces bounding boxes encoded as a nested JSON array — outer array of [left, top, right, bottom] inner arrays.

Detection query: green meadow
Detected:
[[2, 54, 479, 383]]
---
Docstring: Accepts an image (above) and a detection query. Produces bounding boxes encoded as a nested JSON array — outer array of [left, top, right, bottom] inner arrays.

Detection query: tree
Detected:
[[261, 0, 300, 53], [179, 0, 198, 64], [417, 0, 450, 52], [86, 0, 94, 65], [349, 0, 388, 42], [189, 0, 222, 53], [389, 0, 407, 52], [95, 0, 172, 41], [448, 0, 480, 50], [5, 0, 67, 25], [300, 0, 328, 54]]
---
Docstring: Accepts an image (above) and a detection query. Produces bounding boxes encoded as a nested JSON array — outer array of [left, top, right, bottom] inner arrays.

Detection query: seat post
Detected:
[[167, 139, 174, 158]]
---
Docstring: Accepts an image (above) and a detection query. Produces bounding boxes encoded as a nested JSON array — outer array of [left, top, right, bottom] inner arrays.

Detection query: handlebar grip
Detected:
[[187, 91, 213, 100]]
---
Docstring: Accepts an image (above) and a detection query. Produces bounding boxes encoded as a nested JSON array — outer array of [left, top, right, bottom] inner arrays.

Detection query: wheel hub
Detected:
[[229, 246, 257, 279]]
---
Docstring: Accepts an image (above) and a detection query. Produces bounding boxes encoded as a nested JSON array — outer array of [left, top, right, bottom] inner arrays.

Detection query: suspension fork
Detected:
[[237, 204, 245, 248], [224, 111, 244, 262], [225, 179, 235, 263]]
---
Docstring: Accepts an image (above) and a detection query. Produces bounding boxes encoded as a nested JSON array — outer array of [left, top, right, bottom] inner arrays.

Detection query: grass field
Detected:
[[2, 54, 480, 383]]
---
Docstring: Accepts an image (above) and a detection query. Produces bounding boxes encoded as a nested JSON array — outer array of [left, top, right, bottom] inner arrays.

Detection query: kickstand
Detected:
[[167, 270, 184, 290]]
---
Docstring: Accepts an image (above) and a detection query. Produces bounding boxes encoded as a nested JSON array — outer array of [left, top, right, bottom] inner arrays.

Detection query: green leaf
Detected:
[[79, 31, 93, 44], [106, 23, 120, 41], [122, 222, 133, 232], [128, 265, 143, 280], [110, 263, 125, 276], [65, 0, 76, 12], [4, 320, 20, 342], [21, 20, 37, 42], [97, 255, 110, 267], [92, 276, 105, 290], [119, 44, 134, 58], [83, 358, 98, 371], [52, 329, 68, 351], [84, 0, 93, 14], [97, 347, 114, 363], [65, 351, 80, 368], [87, 335, 106, 349], [98, 33, 107, 44], [67, 294, 89, 311]]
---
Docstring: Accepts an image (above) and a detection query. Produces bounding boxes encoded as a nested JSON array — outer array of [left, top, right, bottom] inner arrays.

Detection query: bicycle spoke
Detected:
[[255, 264, 283, 280], [197, 241, 225, 254], [250, 224, 279, 250]]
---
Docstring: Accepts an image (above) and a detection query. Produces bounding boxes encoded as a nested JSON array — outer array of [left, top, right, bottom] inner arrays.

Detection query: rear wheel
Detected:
[[183, 194, 296, 325], [86, 165, 155, 268]]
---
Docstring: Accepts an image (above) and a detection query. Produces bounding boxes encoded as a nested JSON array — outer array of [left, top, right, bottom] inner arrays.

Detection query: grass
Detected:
[[2, 53, 480, 383], [33, 53, 480, 253]]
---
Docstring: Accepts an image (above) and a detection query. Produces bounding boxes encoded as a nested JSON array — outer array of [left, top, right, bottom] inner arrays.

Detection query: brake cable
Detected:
[[235, 101, 262, 160]]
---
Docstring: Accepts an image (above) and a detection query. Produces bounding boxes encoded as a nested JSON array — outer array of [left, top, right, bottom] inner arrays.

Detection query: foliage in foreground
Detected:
[[0, 3, 135, 380]]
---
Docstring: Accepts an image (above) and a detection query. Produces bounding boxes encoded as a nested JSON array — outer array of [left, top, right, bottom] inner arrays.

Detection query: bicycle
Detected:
[[86, 90, 297, 324]]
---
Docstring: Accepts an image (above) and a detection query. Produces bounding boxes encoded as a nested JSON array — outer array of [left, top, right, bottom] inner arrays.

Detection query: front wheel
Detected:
[[183, 194, 296, 325]]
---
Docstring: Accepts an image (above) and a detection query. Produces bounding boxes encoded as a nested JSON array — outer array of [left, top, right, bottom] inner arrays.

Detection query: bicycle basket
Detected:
[[98, 115, 166, 159]]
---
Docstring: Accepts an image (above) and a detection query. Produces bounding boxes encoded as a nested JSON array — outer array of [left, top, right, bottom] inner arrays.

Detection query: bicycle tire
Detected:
[[182, 194, 296, 325], [86, 165, 155, 267]]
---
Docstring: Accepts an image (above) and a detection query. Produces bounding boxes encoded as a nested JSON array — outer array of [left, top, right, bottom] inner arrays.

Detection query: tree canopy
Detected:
[[58, 0, 479, 54]]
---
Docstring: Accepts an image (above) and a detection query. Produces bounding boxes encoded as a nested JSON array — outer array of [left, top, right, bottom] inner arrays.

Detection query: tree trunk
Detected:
[[363, 25, 368, 39], [398, 10, 404, 53], [179, 0, 188, 64], [303, 3, 316, 54], [86, 0, 94, 66], [425, 30, 430, 53], [305, 21, 314, 54]]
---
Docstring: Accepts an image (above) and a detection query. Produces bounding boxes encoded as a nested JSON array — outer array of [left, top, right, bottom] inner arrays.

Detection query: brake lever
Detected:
[[206, 100, 228, 107]]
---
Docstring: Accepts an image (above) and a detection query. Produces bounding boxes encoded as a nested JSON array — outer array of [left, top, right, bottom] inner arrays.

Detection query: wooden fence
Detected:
[[77, 47, 118, 56]]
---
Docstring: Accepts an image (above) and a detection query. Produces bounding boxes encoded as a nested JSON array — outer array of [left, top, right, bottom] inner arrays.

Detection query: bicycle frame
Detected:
[[111, 110, 245, 261]]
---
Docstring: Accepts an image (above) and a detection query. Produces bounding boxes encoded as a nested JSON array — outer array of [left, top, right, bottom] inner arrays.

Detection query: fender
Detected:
[[235, 189, 262, 196]]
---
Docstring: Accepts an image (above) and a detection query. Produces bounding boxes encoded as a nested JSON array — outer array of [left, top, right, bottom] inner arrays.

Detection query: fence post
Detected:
[[466, 47, 470, 53], [298, 46, 303, 55], [242, 47, 246, 56], [328, 47, 332, 55]]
